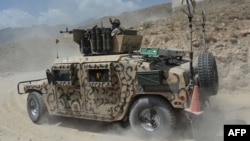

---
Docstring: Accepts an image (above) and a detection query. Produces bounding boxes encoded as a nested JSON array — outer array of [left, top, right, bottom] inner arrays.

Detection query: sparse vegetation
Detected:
[[136, 0, 250, 92], [0, 1, 250, 141], [142, 21, 152, 29]]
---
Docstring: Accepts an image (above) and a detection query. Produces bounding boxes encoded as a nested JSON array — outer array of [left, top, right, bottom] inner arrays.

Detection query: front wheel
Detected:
[[129, 96, 176, 139], [27, 91, 46, 123]]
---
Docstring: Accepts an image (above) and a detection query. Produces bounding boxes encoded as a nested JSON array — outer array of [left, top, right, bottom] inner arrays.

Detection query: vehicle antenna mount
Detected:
[[186, 0, 194, 87]]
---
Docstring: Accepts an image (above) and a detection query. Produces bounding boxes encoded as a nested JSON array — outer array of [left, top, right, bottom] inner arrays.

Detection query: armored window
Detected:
[[84, 63, 112, 87], [54, 70, 70, 81], [89, 69, 109, 82]]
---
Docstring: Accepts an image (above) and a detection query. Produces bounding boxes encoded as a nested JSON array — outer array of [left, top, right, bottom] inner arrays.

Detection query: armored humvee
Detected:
[[17, 3, 218, 139]]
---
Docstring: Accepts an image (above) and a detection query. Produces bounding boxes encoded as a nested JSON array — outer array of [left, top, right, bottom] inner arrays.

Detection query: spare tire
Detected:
[[198, 52, 219, 97]]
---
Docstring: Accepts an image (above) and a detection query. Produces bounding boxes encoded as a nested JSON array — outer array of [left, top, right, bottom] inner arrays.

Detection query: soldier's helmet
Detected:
[[111, 19, 121, 26]]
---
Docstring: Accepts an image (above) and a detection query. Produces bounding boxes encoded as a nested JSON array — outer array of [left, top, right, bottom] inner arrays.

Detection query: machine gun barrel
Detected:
[[60, 27, 73, 34]]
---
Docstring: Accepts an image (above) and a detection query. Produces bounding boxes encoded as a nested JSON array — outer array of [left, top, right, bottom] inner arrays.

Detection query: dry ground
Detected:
[[1, 64, 250, 141], [0, 0, 250, 141]]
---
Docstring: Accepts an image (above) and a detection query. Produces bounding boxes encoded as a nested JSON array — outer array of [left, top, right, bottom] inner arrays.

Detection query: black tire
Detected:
[[198, 52, 219, 97], [27, 91, 46, 123], [129, 96, 176, 139]]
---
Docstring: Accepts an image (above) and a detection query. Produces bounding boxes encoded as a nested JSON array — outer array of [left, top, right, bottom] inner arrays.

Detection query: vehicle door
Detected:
[[52, 63, 83, 113], [81, 62, 121, 118]]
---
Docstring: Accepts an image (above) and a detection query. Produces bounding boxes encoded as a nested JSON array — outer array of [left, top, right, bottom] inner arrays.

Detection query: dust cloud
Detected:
[[2, 36, 249, 141], [1, 0, 250, 140], [0, 33, 80, 74], [0, 28, 143, 141], [1, 30, 250, 141]]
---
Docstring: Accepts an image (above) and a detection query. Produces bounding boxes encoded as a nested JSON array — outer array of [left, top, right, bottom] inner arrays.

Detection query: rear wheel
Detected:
[[129, 96, 176, 139], [27, 91, 46, 123], [198, 52, 219, 99]]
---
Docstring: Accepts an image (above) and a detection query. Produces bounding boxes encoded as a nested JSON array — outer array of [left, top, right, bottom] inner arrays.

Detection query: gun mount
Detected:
[[71, 27, 142, 55]]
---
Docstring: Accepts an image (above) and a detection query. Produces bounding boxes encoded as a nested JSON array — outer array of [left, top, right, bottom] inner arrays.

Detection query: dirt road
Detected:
[[0, 1, 249, 141], [0, 70, 249, 141], [0, 72, 145, 141]]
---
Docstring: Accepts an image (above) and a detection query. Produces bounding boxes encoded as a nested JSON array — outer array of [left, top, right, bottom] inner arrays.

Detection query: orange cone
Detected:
[[185, 85, 203, 115]]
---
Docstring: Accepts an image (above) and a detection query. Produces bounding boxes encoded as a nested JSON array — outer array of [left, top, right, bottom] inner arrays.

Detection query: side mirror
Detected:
[[46, 69, 53, 84]]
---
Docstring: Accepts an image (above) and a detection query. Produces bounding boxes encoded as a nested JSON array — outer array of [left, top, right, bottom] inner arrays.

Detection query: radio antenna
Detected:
[[185, 0, 194, 87], [56, 39, 59, 59], [57, 27, 73, 59], [201, 10, 207, 52]]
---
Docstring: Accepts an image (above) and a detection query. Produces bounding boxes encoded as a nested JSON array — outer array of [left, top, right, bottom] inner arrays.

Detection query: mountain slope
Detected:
[[135, 0, 250, 92]]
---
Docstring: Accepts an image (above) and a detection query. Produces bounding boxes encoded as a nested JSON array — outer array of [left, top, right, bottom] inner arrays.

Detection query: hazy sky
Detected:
[[0, 0, 170, 29]]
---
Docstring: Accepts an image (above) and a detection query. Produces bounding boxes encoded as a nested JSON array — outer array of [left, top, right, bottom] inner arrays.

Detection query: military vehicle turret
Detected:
[[17, 0, 218, 139]]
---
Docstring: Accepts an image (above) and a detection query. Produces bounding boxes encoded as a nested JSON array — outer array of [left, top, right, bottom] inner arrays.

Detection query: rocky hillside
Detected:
[[134, 0, 250, 92], [81, 3, 172, 29]]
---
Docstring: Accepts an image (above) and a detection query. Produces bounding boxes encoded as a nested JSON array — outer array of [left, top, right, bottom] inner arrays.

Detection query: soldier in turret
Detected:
[[109, 18, 123, 36]]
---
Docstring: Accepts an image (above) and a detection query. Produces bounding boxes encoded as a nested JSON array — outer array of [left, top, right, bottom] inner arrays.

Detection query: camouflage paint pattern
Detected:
[[21, 53, 192, 121], [19, 33, 193, 122]]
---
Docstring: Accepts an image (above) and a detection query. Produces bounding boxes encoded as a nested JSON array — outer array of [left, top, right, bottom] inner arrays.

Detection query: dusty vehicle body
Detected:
[[20, 50, 190, 120], [17, 2, 218, 138], [18, 29, 192, 118]]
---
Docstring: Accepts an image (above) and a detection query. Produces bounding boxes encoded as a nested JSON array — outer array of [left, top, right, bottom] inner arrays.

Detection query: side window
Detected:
[[89, 69, 109, 82], [84, 63, 112, 87], [54, 70, 70, 81]]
